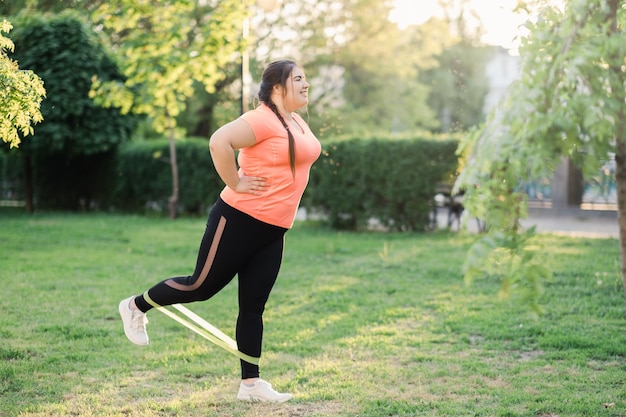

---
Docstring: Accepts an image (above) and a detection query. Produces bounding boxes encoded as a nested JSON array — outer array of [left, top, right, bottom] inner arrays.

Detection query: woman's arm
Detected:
[[209, 119, 268, 195]]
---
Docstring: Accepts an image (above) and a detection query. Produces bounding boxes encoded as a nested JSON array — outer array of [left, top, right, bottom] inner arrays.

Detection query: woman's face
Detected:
[[283, 66, 309, 111]]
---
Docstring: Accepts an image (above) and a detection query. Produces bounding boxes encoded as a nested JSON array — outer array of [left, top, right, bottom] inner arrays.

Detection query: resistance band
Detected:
[[143, 292, 260, 365]]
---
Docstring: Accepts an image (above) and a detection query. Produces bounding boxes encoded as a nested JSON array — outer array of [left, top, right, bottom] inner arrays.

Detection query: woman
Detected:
[[119, 59, 321, 403]]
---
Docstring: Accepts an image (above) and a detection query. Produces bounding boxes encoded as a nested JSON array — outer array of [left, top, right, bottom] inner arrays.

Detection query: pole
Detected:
[[240, 16, 250, 115]]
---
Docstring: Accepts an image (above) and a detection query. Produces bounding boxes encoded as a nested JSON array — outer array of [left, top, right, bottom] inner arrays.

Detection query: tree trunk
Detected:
[[167, 113, 179, 220], [190, 103, 215, 138], [607, 0, 626, 313], [616, 145, 626, 313]]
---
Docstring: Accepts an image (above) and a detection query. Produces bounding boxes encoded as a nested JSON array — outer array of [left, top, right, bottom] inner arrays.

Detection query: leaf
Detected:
[[0, 19, 46, 148]]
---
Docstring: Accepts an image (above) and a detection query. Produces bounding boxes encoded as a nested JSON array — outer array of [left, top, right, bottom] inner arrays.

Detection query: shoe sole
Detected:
[[236, 392, 291, 403], [237, 395, 291, 403]]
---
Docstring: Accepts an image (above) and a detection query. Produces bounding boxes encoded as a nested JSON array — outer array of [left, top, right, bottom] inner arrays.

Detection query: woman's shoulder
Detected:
[[242, 104, 275, 124], [241, 104, 283, 140], [247, 103, 272, 116]]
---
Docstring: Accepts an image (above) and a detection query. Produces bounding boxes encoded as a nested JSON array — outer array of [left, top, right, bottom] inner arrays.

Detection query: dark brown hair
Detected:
[[257, 60, 299, 177]]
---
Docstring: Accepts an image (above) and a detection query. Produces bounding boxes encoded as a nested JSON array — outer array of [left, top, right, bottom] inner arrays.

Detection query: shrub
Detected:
[[303, 135, 459, 231], [113, 138, 222, 215]]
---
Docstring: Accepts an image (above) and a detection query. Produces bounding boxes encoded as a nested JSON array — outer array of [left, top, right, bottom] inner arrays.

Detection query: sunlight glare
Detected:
[[390, 0, 566, 52]]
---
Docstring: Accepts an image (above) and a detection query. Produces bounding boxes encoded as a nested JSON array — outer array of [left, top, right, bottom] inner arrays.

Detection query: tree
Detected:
[[415, 0, 498, 134], [419, 39, 492, 133], [0, 19, 45, 149], [334, 4, 439, 135], [91, 0, 246, 218], [0, 0, 241, 140], [241, 0, 444, 137], [8, 11, 135, 211], [0, 0, 103, 15], [455, 0, 626, 312], [2, 0, 451, 140], [148, 0, 441, 139], [417, 6, 492, 134]]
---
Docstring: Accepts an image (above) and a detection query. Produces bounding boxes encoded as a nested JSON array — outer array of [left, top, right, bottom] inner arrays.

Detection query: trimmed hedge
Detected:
[[0, 149, 24, 202], [113, 138, 223, 214], [302, 136, 459, 231], [2, 135, 460, 229], [1, 147, 118, 210]]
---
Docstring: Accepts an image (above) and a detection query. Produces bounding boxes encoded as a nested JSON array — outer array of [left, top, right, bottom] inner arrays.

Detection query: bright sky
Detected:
[[389, 0, 563, 52]]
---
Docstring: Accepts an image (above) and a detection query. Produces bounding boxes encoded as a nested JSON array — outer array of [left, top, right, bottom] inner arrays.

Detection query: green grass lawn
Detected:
[[1, 209, 625, 416]]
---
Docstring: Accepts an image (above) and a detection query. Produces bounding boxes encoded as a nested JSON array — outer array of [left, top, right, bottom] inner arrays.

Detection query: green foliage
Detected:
[[0, 147, 23, 199], [456, 0, 626, 309], [32, 150, 118, 210], [9, 11, 135, 157], [3, 11, 137, 210], [1, 137, 221, 212], [89, 0, 248, 217], [0, 0, 100, 15], [463, 227, 551, 314], [90, 0, 246, 136], [502, 0, 625, 175], [287, 0, 442, 137], [0, 19, 45, 148], [3, 132, 459, 218], [304, 135, 459, 231], [420, 42, 492, 132], [3, 0, 484, 141], [113, 138, 222, 214]]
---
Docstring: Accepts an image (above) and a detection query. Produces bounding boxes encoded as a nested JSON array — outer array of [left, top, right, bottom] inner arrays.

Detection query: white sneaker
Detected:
[[118, 296, 149, 345], [236, 379, 292, 403]]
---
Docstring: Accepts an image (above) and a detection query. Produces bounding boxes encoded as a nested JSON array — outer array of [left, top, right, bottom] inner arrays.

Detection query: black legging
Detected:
[[134, 198, 287, 379]]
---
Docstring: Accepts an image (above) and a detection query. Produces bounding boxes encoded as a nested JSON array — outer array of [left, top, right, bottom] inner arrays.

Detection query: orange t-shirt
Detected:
[[219, 104, 321, 229]]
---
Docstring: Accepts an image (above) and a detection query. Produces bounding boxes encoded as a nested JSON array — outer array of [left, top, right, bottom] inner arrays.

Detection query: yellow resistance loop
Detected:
[[143, 292, 260, 366]]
